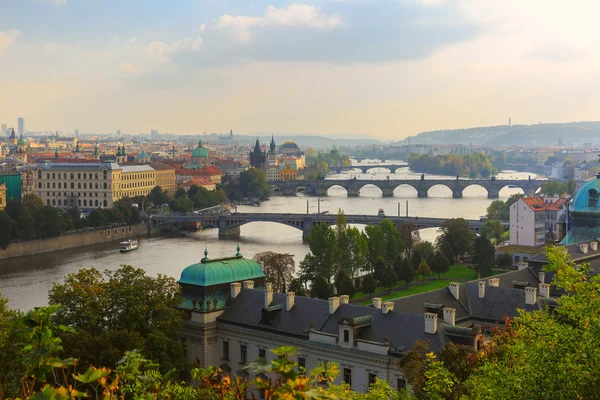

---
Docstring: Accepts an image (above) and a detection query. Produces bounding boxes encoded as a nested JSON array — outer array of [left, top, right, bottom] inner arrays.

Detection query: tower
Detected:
[[229, 129, 233, 140], [93, 142, 100, 161], [269, 134, 276, 154], [17, 117, 24, 135]]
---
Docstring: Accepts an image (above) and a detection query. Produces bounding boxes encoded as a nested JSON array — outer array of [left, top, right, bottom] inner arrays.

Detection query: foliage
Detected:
[[485, 194, 523, 221], [396, 256, 415, 288], [0, 294, 25, 398], [540, 178, 577, 196], [364, 224, 386, 271], [496, 252, 513, 269], [429, 251, 450, 278], [300, 223, 337, 283], [310, 275, 334, 300], [336, 226, 368, 278], [436, 218, 475, 262], [399, 222, 421, 259], [415, 241, 434, 264], [472, 235, 496, 273], [239, 167, 270, 199], [148, 185, 169, 207], [289, 278, 307, 297], [361, 274, 378, 299], [373, 256, 387, 286], [335, 270, 356, 297], [307, 148, 352, 169], [416, 260, 432, 284], [171, 196, 194, 212], [381, 266, 397, 293], [408, 153, 498, 178], [481, 220, 505, 241], [381, 219, 404, 265], [48, 265, 186, 375], [254, 251, 295, 293]]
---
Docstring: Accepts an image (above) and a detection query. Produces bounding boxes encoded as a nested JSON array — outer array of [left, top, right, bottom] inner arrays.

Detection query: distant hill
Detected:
[[402, 122, 600, 146]]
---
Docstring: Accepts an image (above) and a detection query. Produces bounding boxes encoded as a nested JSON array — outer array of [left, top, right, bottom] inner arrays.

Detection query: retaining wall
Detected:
[[0, 223, 149, 260]]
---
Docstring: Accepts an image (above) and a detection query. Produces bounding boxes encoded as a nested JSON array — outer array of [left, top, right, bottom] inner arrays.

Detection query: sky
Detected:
[[1, 0, 600, 139]]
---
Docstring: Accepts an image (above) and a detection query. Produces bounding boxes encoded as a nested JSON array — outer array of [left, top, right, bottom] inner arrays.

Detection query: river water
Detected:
[[0, 161, 535, 310]]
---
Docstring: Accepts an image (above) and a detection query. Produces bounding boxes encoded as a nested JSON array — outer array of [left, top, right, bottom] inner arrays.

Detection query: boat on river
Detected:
[[119, 239, 138, 252]]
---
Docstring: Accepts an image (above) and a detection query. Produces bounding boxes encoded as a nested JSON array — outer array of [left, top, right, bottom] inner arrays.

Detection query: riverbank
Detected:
[[0, 222, 149, 260]]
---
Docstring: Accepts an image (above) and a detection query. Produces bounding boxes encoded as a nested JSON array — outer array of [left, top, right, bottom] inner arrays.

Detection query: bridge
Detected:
[[328, 163, 408, 174], [150, 212, 489, 239], [270, 177, 545, 199]]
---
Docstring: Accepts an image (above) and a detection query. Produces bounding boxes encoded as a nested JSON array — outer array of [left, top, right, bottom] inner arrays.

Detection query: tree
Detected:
[[39, 206, 63, 238], [288, 278, 307, 297], [481, 220, 505, 241], [364, 224, 386, 271], [373, 256, 387, 286], [336, 226, 368, 278], [148, 186, 169, 207], [171, 196, 193, 213], [174, 187, 187, 199], [411, 248, 423, 271], [310, 275, 333, 300], [239, 168, 270, 199], [545, 230, 555, 245], [48, 265, 185, 375], [0, 212, 16, 249], [397, 257, 415, 289], [361, 274, 377, 299], [399, 222, 420, 259], [437, 218, 475, 262], [415, 241, 434, 263], [472, 235, 496, 273], [381, 267, 397, 294], [486, 199, 508, 221], [300, 223, 337, 282], [254, 251, 295, 293], [0, 293, 25, 398], [416, 260, 431, 284], [496, 252, 513, 269], [381, 219, 404, 265], [335, 270, 356, 297], [429, 251, 450, 278]]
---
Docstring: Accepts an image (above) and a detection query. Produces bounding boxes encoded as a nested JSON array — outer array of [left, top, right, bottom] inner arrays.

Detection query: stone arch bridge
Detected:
[[271, 178, 545, 199], [150, 212, 488, 239], [328, 163, 408, 174]]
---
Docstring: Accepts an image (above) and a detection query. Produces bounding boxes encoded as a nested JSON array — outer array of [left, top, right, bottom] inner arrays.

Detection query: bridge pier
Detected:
[[347, 188, 361, 197], [381, 188, 394, 198], [218, 225, 241, 238], [452, 190, 463, 199], [487, 189, 500, 199], [302, 218, 313, 240], [417, 188, 428, 198], [315, 187, 328, 197]]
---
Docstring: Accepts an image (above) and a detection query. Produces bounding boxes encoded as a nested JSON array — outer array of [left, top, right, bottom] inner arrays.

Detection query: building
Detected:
[[17, 117, 24, 135], [279, 140, 302, 157], [151, 129, 158, 138], [574, 164, 591, 181], [150, 163, 176, 197], [509, 196, 568, 246], [1, 124, 6, 136], [279, 163, 297, 180], [191, 141, 210, 167], [218, 160, 247, 179], [249, 139, 266, 169], [551, 162, 565, 179], [136, 151, 151, 164], [33, 162, 156, 208], [177, 166, 223, 184], [0, 183, 6, 210], [0, 171, 23, 201], [14, 133, 28, 164], [562, 171, 600, 244]]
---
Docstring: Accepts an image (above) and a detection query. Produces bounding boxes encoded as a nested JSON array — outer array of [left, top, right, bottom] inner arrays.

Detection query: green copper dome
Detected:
[[191, 140, 209, 158], [179, 252, 265, 287], [137, 151, 150, 159]]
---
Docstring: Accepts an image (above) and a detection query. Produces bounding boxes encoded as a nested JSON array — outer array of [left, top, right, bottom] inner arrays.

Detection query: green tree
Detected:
[[381, 267, 397, 294], [310, 275, 333, 300], [174, 187, 187, 199], [254, 251, 295, 293], [373, 256, 387, 286], [567, 178, 577, 194], [486, 199, 508, 221], [361, 274, 378, 299], [39, 206, 63, 238], [300, 223, 337, 282], [365, 224, 386, 271], [437, 218, 475, 262], [335, 270, 356, 297], [416, 260, 431, 284], [415, 241, 434, 263], [397, 257, 415, 289], [429, 251, 450, 278], [381, 219, 404, 265], [239, 167, 270, 199], [0, 212, 16, 249], [288, 278, 307, 297], [496, 252, 513, 269], [336, 226, 368, 277], [0, 293, 25, 398], [481, 220, 505, 241], [472, 235, 496, 273], [148, 186, 169, 207], [399, 222, 420, 260], [48, 265, 185, 375], [171, 196, 193, 212]]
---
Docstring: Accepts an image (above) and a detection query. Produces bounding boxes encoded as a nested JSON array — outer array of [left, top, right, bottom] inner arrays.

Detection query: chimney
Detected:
[[539, 283, 550, 298], [478, 280, 486, 298], [443, 308, 456, 326], [424, 313, 438, 334], [591, 241, 598, 251], [265, 283, 273, 307], [285, 291, 295, 311], [579, 243, 589, 254], [382, 302, 394, 314], [328, 297, 340, 314], [538, 271, 545, 284], [449, 282, 460, 300], [488, 278, 499, 287], [340, 295, 350, 304], [242, 280, 254, 289], [525, 287, 537, 305], [230, 282, 241, 299], [372, 297, 382, 309]]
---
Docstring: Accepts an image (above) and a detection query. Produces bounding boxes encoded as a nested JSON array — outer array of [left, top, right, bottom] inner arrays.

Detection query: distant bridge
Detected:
[[328, 163, 408, 174], [150, 212, 489, 239], [270, 177, 545, 199]]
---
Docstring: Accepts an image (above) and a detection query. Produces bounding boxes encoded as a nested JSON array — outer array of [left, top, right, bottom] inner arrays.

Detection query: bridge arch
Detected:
[[326, 184, 349, 197], [393, 184, 419, 197], [497, 184, 525, 198], [357, 183, 383, 197], [427, 184, 453, 198], [461, 183, 489, 198]]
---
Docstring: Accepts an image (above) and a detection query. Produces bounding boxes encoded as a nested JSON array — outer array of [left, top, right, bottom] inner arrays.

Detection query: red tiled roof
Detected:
[[522, 196, 567, 212]]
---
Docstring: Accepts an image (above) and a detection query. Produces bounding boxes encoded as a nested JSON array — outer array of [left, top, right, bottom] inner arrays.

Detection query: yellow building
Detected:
[[0, 183, 6, 210], [279, 164, 297, 181], [33, 162, 157, 209], [150, 163, 176, 197]]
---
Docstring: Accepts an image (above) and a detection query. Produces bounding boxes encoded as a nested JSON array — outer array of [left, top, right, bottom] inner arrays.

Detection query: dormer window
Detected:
[[343, 330, 349, 343]]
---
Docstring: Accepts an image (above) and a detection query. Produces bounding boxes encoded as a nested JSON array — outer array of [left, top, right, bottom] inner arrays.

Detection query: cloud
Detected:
[[129, 38, 137, 43], [528, 40, 586, 63], [0, 30, 20, 56], [44, 43, 58, 53], [147, 35, 202, 63], [119, 62, 137, 74], [217, 4, 343, 42]]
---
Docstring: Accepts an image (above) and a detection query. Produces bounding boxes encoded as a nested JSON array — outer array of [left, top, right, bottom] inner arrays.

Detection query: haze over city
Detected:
[[2, 0, 599, 138]]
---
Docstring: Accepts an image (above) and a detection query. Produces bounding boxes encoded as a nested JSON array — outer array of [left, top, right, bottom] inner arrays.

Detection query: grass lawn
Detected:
[[438, 263, 477, 280], [358, 279, 451, 305]]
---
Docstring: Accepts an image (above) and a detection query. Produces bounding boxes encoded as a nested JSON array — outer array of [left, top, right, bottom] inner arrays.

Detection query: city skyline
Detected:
[[1, 0, 599, 138]]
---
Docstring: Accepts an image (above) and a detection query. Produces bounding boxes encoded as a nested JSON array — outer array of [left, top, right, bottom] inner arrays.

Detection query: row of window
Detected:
[[42, 192, 105, 198], [122, 173, 154, 180], [46, 198, 108, 207], [39, 171, 108, 180], [38, 181, 109, 190]]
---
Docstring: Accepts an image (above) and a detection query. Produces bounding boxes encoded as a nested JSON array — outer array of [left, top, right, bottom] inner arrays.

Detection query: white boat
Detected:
[[119, 239, 138, 252]]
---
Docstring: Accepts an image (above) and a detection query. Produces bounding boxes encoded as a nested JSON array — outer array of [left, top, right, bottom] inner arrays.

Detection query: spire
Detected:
[[122, 144, 126, 156], [201, 247, 209, 262], [230, 129, 233, 139], [236, 244, 242, 257], [54, 149, 58, 159], [117, 145, 121, 157], [270, 134, 276, 154], [198, 140, 203, 148], [94, 142, 98, 155], [254, 138, 261, 152]]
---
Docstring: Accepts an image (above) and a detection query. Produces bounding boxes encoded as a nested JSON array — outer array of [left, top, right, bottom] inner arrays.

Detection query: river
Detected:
[[0, 161, 535, 310]]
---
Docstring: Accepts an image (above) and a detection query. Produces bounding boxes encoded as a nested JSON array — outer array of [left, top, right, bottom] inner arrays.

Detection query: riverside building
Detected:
[[33, 161, 160, 208]]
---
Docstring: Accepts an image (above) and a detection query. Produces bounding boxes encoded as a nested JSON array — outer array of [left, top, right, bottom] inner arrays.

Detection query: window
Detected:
[[397, 378, 406, 391], [84, 183, 87, 189], [103, 200, 107, 207], [83, 173, 87, 179], [58, 173, 61, 179], [78, 183, 81, 189], [343, 368, 352, 386], [52, 182, 55, 188], [70, 182, 74, 189], [240, 345, 247, 364], [58, 182, 61, 189], [259, 348, 266, 359], [52, 173, 55, 179], [298, 357, 306, 373], [95, 173, 98, 179], [343, 329, 349, 343], [222, 341, 229, 360], [103, 182, 107, 189], [38, 182, 42, 188], [95, 200, 98, 207], [589, 189, 598, 208], [70, 173, 74, 179], [368, 373, 377, 386], [103, 170, 107, 179], [38, 170, 42, 179]]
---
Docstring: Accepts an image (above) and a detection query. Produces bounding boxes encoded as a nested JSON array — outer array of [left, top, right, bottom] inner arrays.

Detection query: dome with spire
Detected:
[[191, 140, 209, 159], [17, 133, 27, 146]]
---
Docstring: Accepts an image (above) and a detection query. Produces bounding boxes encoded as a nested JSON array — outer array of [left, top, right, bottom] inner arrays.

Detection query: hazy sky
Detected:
[[1, 0, 599, 139]]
